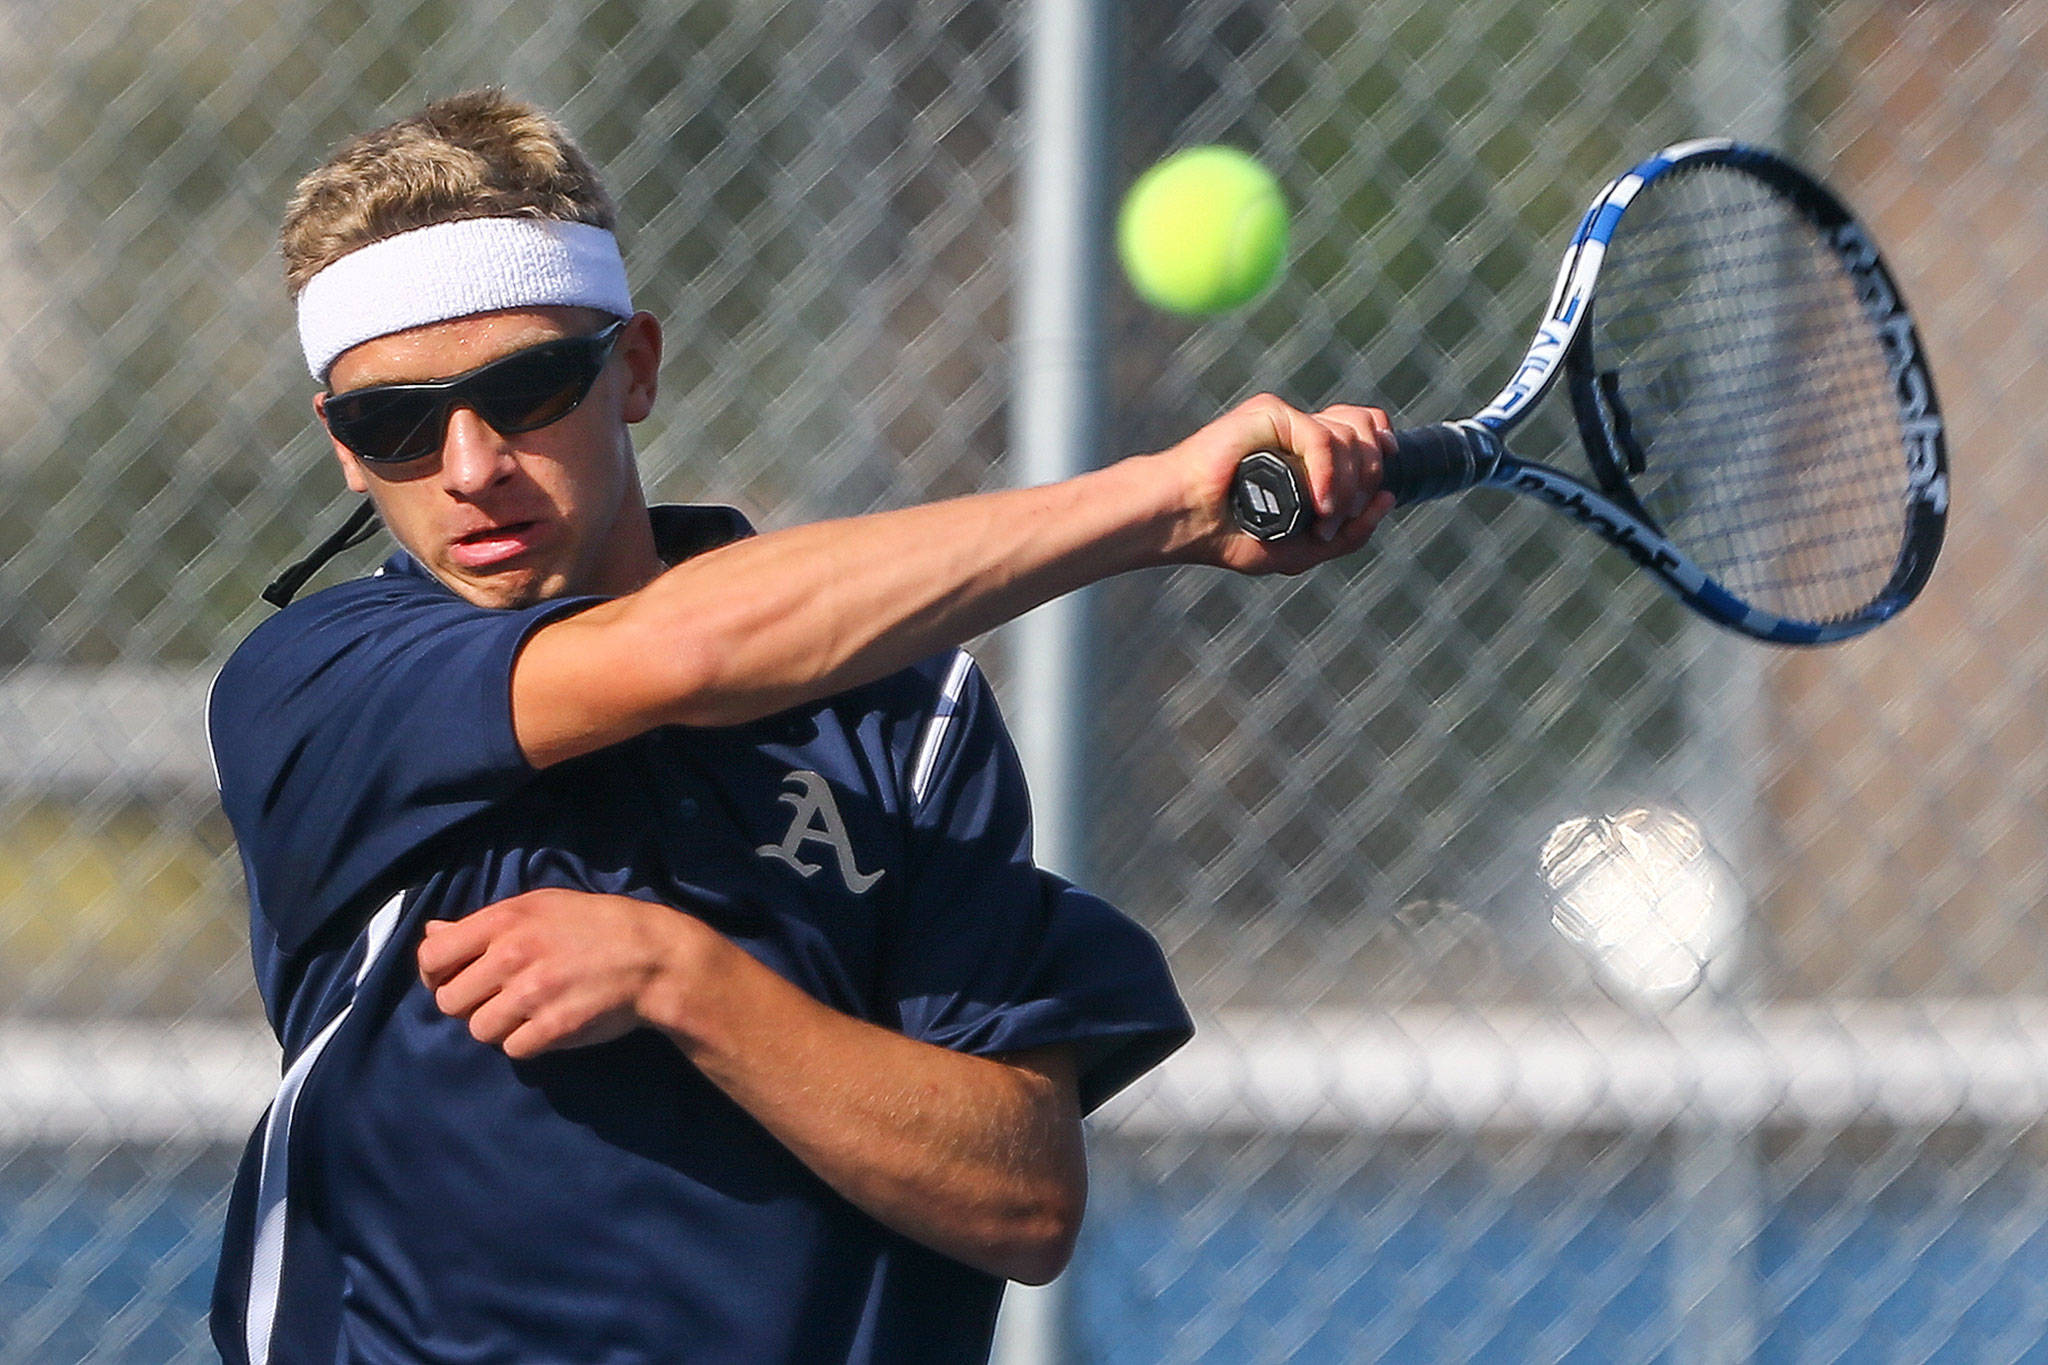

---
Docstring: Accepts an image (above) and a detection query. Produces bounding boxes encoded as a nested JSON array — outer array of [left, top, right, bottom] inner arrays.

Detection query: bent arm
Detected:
[[659, 933, 1088, 1284], [511, 397, 1393, 766], [418, 891, 1086, 1282]]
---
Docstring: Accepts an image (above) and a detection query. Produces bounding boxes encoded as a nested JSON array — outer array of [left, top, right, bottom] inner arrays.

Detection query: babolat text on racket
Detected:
[[1230, 139, 1947, 644]]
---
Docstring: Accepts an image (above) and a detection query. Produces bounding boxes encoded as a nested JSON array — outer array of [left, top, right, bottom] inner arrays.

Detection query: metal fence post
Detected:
[[1669, 6, 1788, 1360], [995, 0, 1114, 1361]]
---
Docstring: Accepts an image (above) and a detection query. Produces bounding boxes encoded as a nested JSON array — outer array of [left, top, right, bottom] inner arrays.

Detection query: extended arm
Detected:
[[416, 890, 1086, 1283], [512, 396, 1392, 766]]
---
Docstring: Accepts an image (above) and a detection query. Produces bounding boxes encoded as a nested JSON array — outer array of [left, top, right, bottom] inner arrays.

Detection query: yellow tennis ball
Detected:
[[1118, 146, 1288, 316]]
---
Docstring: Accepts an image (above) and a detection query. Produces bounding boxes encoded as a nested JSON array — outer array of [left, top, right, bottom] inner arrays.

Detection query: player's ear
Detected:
[[618, 311, 661, 424], [314, 392, 372, 494]]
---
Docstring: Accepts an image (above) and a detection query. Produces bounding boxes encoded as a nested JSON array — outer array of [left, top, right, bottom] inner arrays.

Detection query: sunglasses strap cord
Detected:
[[262, 502, 382, 609]]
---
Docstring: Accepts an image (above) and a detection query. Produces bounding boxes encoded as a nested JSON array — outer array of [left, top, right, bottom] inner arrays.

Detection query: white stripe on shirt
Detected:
[[244, 891, 405, 1365], [908, 651, 976, 808]]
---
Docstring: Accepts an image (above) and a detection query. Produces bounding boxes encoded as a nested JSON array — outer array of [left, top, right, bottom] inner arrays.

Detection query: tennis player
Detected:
[[208, 89, 1391, 1364]]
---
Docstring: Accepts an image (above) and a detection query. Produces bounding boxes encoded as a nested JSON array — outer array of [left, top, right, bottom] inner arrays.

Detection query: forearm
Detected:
[[421, 892, 1088, 1280], [645, 929, 1087, 1283], [514, 457, 1183, 763], [647, 458, 1179, 723], [513, 396, 1392, 766]]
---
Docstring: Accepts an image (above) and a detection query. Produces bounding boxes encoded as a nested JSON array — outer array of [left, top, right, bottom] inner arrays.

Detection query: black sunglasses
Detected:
[[321, 319, 628, 464]]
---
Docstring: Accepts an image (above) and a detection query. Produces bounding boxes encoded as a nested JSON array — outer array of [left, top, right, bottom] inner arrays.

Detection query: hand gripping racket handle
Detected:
[[1230, 422, 1505, 541]]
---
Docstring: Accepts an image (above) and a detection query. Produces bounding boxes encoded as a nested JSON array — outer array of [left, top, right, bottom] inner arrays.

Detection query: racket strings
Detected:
[[1626, 334, 1899, 509], [1587, 167, 1909, 625], [1610, 347, 1899, 604], [1664, 361, 1903, 603]]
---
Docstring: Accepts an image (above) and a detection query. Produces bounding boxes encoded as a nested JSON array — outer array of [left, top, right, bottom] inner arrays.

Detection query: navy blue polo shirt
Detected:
[[207, 506, 1191, 1365]]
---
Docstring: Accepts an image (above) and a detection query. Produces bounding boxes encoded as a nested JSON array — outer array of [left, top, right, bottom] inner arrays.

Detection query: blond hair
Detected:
[[280, 88, 616, 298]]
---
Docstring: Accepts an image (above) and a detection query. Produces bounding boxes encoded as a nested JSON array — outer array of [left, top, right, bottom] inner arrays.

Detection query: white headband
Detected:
[[295, 217, 634, 379]]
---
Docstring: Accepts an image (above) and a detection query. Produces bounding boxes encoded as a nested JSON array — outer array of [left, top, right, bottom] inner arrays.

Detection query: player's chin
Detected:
[[438, 563, 558, 611]]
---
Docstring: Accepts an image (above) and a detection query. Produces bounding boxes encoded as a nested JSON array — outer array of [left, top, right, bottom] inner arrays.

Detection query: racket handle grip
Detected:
[[1230, 422, 1501, 541], [1382, 422, 1502, 504]]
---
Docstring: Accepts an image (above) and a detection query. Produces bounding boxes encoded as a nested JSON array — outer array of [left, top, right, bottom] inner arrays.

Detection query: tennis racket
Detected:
[[1231, 139, 1947, 645]]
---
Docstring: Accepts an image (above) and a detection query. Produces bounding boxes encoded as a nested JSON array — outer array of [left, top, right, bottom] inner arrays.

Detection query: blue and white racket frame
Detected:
[[1231, 138, 1948, 645]]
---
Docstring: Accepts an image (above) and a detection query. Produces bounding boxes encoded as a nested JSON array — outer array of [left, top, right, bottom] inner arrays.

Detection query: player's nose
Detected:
[[439, 407, 517, 494]]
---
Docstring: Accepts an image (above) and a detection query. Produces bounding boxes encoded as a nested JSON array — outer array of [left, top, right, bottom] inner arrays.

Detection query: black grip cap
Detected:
[[1231, 450, 1308, 541]]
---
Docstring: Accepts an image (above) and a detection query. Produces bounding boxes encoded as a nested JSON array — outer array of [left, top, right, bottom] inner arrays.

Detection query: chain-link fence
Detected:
[[1, 0, 2041, 1360]]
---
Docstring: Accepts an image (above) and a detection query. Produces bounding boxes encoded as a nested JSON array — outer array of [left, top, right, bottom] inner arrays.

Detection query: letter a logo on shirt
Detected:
[[756, 769, 883, 894]]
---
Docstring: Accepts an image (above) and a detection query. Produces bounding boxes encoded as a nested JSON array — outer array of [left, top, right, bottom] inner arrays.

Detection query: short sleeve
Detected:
[[888, 659, 1192, 1114], [208, 575, 595, 955]]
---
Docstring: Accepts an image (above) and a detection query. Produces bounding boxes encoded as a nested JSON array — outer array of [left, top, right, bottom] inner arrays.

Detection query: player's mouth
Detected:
[[447, 520, 547, 570]]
